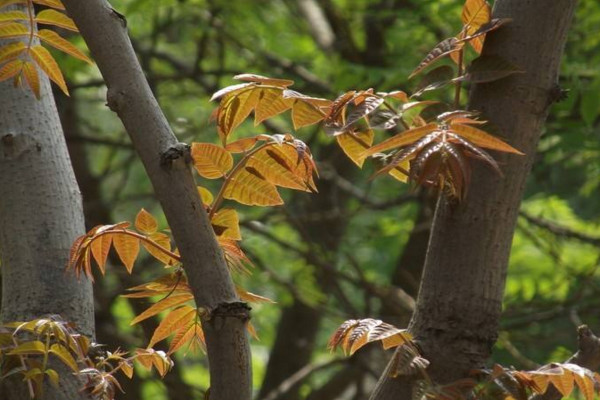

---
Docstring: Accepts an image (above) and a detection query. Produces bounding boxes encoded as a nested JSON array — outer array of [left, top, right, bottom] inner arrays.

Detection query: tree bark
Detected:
[[61, 1, 252, 399], [0, 6, 94, 399], [370, 1, 577, 399]]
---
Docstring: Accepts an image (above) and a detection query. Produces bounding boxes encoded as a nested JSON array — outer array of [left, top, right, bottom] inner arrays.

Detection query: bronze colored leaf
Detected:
[[210, 82, 254, 102], [344, 95, 385, 129], [197, 186, 214, 205], [458, 18, 511, 44], [235, 286, 274, 303], [225, 137, 263, 153], [49, 343, 78, 372], [456, 54, 524, 83], [211, 208, 241, 240], [148, 305, 197, 348], [461, 0, 491, 53], [0, 22, 29, 39], [328, 318, 412, 356], [409, 38, 464, 78], [0, 42, 26, 62], [218, 237, 253, 274], [223, 167, 283, 206], [29, 44, 69, 95], [112, 233, 140, 273], [135, 208, 158, 234], [89, 233, 112, 274], [22, 61, 40, 99], [361, 123, 438, 158], [168, 317, 205, 355], [336, 130, 374, 168], [413, 65, 454, 97], [234, 73, 294, 87], [143, 232, 176, 266], [35, 9, 78, 31], [291, 99, 326, 129], [36, 29, 92, 64], [450, 123, 523, 154], [254, 88, 294, 125], [191, 142, 234, 179], [32, 0, 65, 10], [247, 143, 317, 192], [130, 293, 194, 325]]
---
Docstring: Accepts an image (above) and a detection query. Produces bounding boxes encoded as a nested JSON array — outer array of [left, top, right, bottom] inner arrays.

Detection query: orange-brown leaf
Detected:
[[410, 38, 464, 78], [225, 137, 261, 153], [362, 123, 438, 158], [328, 318, 412, 356], [216, 86, 262, 142], [135, 208, 158, 234], [148, 305, 197, 348], [461, 0, 491, 53], [291, 99, 326, 129], [168, 317, 205, 355], [0, 42, 26, 62], [0, 22, 28, 39], [32, 0, 65, 10], [218, 237, 253, 274], [236, 286, 274, 303], [112, 232, 140, 273], [143, 232, 176, 266], [336, 130, 374, 168], [234, 73, 294, 87], [254, 88, 293, 125], [131, 293, 194, 325], [89, 233, 112, 275], [36, 29, 92, 64], [450, 123, 523, 154], [29, 44, 68, 95], [35, 9, 78, 31], [211, 208, 241, 240], [21, 61, 39, 99], [0, 58, 22, 82], [223, 167, 283, 206], [191, 142, 234, 179], [197, 186, 214, 206]]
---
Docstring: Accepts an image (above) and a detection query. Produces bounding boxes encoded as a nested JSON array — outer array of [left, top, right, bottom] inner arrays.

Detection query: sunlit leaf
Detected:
[[35, 9, 78, 31], [168, 317, 205, 355], [0, 22, 28, 39], [32, 0, 65, 10], [236, 286, 274, 303], [211, 208, 241, 240], [234, 73, 294, 87], [409, 38, 464, 78], [29, 45, 68, 95], [135, 208, 158, 234], [89, 233, 112, 274], [254, 88, 294, 125], [291, 99, 326, 129], [336, 130, 374, 167], [461, 0, 491, 53], [143, 232, 176, 266], [328, 318, 412, 356], [21, 61, 39, 99], [223, 167, 283, 206], [112, 233, 140, 273], [191, 142, 234, 179], [36, 29, 92, 64], [362, 123, 438, 158], [450, 123, 523, 154], [8, 340, 46, 355], [148, 305, 197, 348], [131, 293, 194, 325], [0, 10, 27, 22], [197, 186, 214, 205]]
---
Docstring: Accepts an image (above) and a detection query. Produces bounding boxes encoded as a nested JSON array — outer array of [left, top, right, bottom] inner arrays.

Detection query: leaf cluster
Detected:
[[0, 0, 91, 98]]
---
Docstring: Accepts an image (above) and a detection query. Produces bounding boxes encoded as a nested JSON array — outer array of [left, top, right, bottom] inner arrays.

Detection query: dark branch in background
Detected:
[[519, 210, 600, 247]]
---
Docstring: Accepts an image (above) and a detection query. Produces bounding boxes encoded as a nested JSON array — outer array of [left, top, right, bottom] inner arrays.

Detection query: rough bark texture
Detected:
[[0, 7, 94, 398], [370, 1, 577, 399], [60, 1, 252, 399]]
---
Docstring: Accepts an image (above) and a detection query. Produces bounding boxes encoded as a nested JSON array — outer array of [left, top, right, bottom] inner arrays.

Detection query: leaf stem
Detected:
[[454, 48, 464, 109]]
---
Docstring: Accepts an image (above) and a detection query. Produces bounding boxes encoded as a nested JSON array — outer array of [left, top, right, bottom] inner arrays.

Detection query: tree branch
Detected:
[[61, 2, 252, 399]]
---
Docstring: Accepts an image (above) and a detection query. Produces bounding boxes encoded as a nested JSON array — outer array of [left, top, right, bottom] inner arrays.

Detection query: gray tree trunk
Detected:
[[61, 1, 252, 399], [370, 1, 577, 399], [0, 6, 94, 399]]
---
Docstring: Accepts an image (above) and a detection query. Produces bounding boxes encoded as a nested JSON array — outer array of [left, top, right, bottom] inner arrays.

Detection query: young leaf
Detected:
[[0, 10, 27, 22], [112, 233, 140, 273], [236, 286, 274, 303], [32, 0, 66, 10], [0, 22, 28, 39], [409, 38, 464, 78], [143, 232, 176, 266], [130, 293, 194, 325], [328, 318, 412, 356], [147, 305, 197, 348], [234, 73, 294, 87], [135, 208, 158, 235], [336, 130, 374, 168], [413, 65, 454, 97], [291, 99, 326, 129], [254, 88, 294, 125], [35, 9, 78, 31], [21, 61, 39, 99], [29, 45, 69, 95], [461, 0, 491, 52], [191, 142, 234, 179], [49, 343, 79, 372], [218, 237, 253, 274], [36, 29, 92, 64], [197, 186, 214, 205], [225, 137, 262, 153], [89, 233, 112, 274], [168, 316, 205, 355], [211, 208, 241, 240], [223, 167, 284, 206], [361, 123, 438, 158], [0, 42, 26, 61], [449, 123, 524, 154], [0, 58, 22, 82]]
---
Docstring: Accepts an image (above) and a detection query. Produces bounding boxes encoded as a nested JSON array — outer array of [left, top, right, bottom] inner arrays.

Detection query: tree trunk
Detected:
[[61, 1, 252, 399], [370, 1, 577, 399], [0, 6, 94, 399]]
